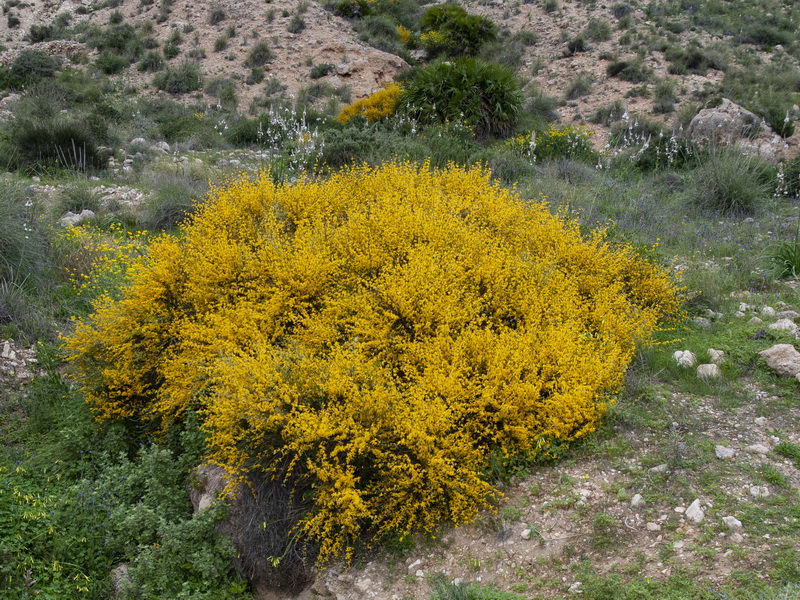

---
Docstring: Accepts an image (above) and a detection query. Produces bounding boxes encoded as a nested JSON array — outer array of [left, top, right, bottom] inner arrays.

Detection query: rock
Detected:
[[730, 532, 744, 544], [692, 317, 712, 328], [708, 349, 726, 364], [685, 499, 704, 524], [130, 137, 147, 146], [568, 582, 583, 594], [769, 318, 798, 332], [758, 344, 800, 377], [110, 564, 131, 600], [715, 445, 736, 459], [776, 310, 799, 320], [749, 316, 764, 325], [749, 485, 770, 498], [355, 578, 372, 592], [59, 209, 96, 227], [646, 522, 661, 532], [745, 443, 770, 455], [722, 516, 743, 529], [735, 311, 746, 318], [521, 528, 532, 540], [154, 141, 170, 153], [697, 363, 722, 380], [1, 341, 15, 360], [673, 540, 685, 549], [755, 417, 768, 427], [407, 559, 424, 574], [649, 463, 668, 473], [738, 302, 752, 312], [762, 306, 777, 316], [686, 99, 789, 162], [673, 350, 697, 367], [631, 494, 645, 508]]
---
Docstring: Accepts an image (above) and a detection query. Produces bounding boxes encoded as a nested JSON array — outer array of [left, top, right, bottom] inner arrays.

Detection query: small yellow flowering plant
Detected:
[[65, 162, 680, 563], [508, 125, 597, 163], [337, 84, 402, 124]]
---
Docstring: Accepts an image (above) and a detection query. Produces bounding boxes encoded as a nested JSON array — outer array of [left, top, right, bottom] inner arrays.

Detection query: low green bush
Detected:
[[419, 3, 496, 59], [688, 147, 772, 214], [96, 52, 129, 74], [244, 40, 275, 67], [606, 58, 652, 82], [153, 61, 203, 94], [400, 58, 522, 139]]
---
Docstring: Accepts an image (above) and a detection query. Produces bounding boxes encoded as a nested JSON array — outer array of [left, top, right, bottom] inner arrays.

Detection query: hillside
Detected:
[[1, 1, 800, 599]]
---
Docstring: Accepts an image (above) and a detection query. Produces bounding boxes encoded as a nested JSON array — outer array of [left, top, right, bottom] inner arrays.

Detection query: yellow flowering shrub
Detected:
[[64, 162, 680, 562], [337, 84, 402, 124]]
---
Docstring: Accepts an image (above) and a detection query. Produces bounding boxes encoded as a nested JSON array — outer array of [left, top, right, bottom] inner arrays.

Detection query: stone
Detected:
[[154, 141, 170, 153], [715, 445, 736, 459], [685, 499, 704, 524], [646, 522, 661, 532], [769, 318, 798, 332], [631, 494, 645, 508], [649, 463, 668, 473], [762, 306, 777, 316], [692, 317, 712, 328], [407, 559, 424, 574], [130, 137, 147, 146], [745, 443, 769, 455], [730, 532, 745, 544], [355, 578, 372, 592], [722, 516, 743, 529], [755, 417, 768, 427], [708, 349, 726, 364], [686, 99, 789, 162], [1, 341, 15, 360], [758, 344, 800, 377], [110, 563, 131, 600], [776, 310, 799, 320], [697, 363, 722, 380], [738, 303, 752, 312], [735, 311, 746, 318], [749, 485, 770, 498], [748, 316, 764, 325], [521, 528, 532, 540], [568, 582, 582, 594], [673, 350, 697, 367], [59, 209, 95, 227]]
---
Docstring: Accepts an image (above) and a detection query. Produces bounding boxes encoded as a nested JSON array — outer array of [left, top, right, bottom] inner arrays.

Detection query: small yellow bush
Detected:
[[336, 84, 401, 124], [65, 162, 680, 562]]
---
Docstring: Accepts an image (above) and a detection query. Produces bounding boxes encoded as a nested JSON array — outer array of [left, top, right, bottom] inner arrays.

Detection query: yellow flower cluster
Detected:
[[337, 84, 402, 124], [396, 25, 412, 44], [64, 162, 680, 562]]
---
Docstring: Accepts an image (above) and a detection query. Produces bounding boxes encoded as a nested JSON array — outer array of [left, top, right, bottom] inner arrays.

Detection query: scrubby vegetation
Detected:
[[2, 0, 800, 597]]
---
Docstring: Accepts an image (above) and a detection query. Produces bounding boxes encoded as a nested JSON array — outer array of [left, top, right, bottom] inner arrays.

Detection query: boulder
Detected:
[[687, 99, 789, 162], [758, 344, 800, 377]]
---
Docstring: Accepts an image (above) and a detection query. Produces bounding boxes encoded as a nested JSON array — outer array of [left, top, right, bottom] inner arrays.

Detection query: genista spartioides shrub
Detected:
[[65, 162, 680, 562]]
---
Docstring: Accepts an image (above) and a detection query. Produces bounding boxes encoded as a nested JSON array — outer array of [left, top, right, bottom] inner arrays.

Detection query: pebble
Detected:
[[631, 494, 645, 508], [754, 417, 768, 427], [715, 445, 736, 459], [521, 529, 531, 540], [646, 522, 661, 532], [649, 464, 668, 473]]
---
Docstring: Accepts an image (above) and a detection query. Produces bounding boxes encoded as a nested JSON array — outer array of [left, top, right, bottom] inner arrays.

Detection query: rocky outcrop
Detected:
[[758, 343, 800, 378], [687, 99, 789, 162]]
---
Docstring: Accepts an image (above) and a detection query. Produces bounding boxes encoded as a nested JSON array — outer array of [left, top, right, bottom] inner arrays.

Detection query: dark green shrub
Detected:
[[400, 58, 522, 139], [565, 72, 593, 100], [665, 46, 725, 75], [245, 40, 275, 67], [6, 50, 60, 89], [330, 0, 373, 19], [419, 3, 496, 59], [153, 61, 203, 94], [584, 18, 611, 42], [606, 58, 652, 82], [737, 24, 793, 49], [138, 171, 207, 230], [138, 50, 165, 72], [209, 4, 226, 25], [246, 67, 265, 85], [163, 44, 180, 59], [96, 52, 129, 74], [287, 14, 306, 33], [354, 14, 401, 53], [525, 88, 560, 123], [28, 24, 53, 42], [213, 35, 228, 51], [310, 63, 335, 79], [566, 36, 587, 55], [591, 100, 625, 125], [109, 9, 123, 24], [319, 124, 428, 169], [631, 135, 701, 172], [653, 78, 676, 114], [5, 116, 108, 173]]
